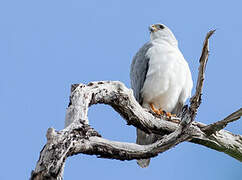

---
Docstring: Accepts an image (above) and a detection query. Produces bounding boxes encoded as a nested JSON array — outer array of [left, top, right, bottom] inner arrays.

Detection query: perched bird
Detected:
[[130, 24, 193, 168]]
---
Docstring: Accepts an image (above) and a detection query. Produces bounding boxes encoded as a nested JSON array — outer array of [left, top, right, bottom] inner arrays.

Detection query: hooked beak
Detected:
[[149, 25, 158, 33]]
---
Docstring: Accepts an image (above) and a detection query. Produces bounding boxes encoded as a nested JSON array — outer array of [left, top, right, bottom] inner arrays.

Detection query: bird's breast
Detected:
[[141, 43, 188, 112]]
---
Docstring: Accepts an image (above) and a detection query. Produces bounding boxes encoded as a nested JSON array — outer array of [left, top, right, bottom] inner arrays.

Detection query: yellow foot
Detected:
[[149, 103, 162, 115], [149, 103, 176, 119]]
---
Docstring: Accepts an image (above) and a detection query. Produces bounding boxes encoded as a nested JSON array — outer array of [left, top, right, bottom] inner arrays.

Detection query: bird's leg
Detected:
[[149, 103, 162, 115], [149, 103, 176, 118]]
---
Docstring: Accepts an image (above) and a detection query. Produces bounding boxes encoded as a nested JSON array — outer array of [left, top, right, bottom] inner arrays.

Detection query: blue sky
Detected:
[[0, 0, 241, 179]]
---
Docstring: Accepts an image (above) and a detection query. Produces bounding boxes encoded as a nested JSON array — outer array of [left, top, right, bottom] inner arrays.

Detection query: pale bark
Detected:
[[30, 30, 241, 180]]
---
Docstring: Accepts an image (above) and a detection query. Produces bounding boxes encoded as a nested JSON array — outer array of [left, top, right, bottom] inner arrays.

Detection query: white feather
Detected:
[[141, 24, 193, 112], [131, 24, 193, 168]]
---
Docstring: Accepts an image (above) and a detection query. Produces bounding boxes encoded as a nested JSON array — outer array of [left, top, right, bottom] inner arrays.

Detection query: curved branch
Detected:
[[31, 80, 242, 179], [65, 80, 242, 161], [191, 127, 242, 161], [30, 30, 241, 180]]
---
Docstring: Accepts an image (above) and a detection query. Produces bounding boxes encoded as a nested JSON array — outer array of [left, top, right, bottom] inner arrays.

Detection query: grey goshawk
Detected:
[[130, 24, 193, 168]]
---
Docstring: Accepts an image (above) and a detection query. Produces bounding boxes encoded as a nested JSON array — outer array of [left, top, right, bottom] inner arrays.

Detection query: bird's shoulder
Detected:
[[132, 42, 152, 61], [130, 42, 152, 103], [131, 42, 152, 74]]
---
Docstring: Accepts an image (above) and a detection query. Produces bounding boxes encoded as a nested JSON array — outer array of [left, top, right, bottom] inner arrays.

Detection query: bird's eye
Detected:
[[158, 24, 165, 29]]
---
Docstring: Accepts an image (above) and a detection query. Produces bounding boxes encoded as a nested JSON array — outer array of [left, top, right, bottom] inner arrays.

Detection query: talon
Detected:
[[149, 103, 161, 115]]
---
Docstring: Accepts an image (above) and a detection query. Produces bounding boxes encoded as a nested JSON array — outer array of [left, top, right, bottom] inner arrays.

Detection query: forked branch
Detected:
[[30, 30, 242, 180]]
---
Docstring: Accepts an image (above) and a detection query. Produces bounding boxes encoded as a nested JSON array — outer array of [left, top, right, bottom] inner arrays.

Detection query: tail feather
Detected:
[[136, 129, 156, 168], [136, 102, 184, 168], [137, 159, 150, 168]]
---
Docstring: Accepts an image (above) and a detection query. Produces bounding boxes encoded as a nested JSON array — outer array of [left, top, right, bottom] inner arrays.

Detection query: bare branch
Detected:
[[65, 121, 191, 161], [31, 80, 241, 179], [201, 108, 242, 135], [65, 81, 242, 161], [191, 127, 242, 162], [31, 80, 242, 180], [30, 30, 241, 180], [190, 30, 215, 111]]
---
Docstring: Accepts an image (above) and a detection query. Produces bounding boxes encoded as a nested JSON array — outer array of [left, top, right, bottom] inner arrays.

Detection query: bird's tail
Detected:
[[136, 129, 157, 168], [137, 158, 150, 168]]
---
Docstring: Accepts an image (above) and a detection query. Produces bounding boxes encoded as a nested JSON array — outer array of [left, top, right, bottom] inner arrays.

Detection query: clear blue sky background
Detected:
[[0, 0, 241, 179]]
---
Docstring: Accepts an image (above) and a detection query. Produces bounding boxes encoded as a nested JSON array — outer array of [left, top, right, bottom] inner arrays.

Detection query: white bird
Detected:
[[130, 24, 193, 168]]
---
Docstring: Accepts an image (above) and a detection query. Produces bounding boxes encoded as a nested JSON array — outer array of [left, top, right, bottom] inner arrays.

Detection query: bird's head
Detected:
[[149, 24, 178, 46]]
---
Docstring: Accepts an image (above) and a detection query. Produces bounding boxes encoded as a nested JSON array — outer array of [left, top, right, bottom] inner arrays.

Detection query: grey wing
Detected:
[[130, 42, 152, 104], [130, 42, 156, 168]]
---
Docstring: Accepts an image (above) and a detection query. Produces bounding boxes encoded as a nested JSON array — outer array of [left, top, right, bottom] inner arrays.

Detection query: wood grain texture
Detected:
[[30, 31, 241, 180]]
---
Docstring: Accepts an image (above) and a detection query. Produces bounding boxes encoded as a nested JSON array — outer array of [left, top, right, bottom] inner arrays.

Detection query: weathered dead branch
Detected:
[[30, 30, 241, 180]]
